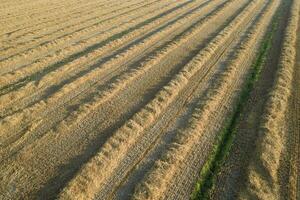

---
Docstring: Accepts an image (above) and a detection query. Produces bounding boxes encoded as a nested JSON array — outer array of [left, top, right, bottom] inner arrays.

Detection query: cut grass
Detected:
[[190, 9, 280, 200]]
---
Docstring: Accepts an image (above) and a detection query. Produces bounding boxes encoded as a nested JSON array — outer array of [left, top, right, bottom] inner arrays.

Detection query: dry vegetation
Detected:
[[240, 0, 300, 199], [0, 0, 298, 199]]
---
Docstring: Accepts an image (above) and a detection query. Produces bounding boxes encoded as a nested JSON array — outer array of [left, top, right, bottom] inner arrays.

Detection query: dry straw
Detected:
[[0, 0, 229, 143], [240, 0, 300, 199], [57, 0, 270, 199], [133, 0, 279, 199]]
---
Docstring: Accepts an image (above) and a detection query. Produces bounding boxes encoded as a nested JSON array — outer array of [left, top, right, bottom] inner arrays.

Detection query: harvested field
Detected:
[[0, 0, 299, 199]]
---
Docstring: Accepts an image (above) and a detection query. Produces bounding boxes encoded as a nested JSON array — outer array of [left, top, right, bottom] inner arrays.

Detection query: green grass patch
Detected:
[[190, 11, 279, 200]]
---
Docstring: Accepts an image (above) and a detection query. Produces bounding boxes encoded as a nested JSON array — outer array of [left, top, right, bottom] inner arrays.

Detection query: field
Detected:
[[0, 0, 299, 199]]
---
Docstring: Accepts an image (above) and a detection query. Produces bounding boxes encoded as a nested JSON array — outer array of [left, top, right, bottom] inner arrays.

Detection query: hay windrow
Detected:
[[0, 0, 294, 199], [240, 0, 299, 199], [133, 0, 280, 199], [57, 1, 270, 199]]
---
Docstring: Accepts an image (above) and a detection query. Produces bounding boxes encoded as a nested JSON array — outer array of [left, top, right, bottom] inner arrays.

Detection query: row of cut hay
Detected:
[[132, 0, 280, 199], [0, 0, 87, 26], [0, 0, 183, 104], [0, 0, 143, 37], [0, 0, 123, 36], [239, 0, 300, 199], [0, 0, 162, 58], [57, 1, 263, 199], [0, 0, 233, 148], [0, 0, 174, 88], [0, 0, 201, 92], [0, 0, 168, 72]]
